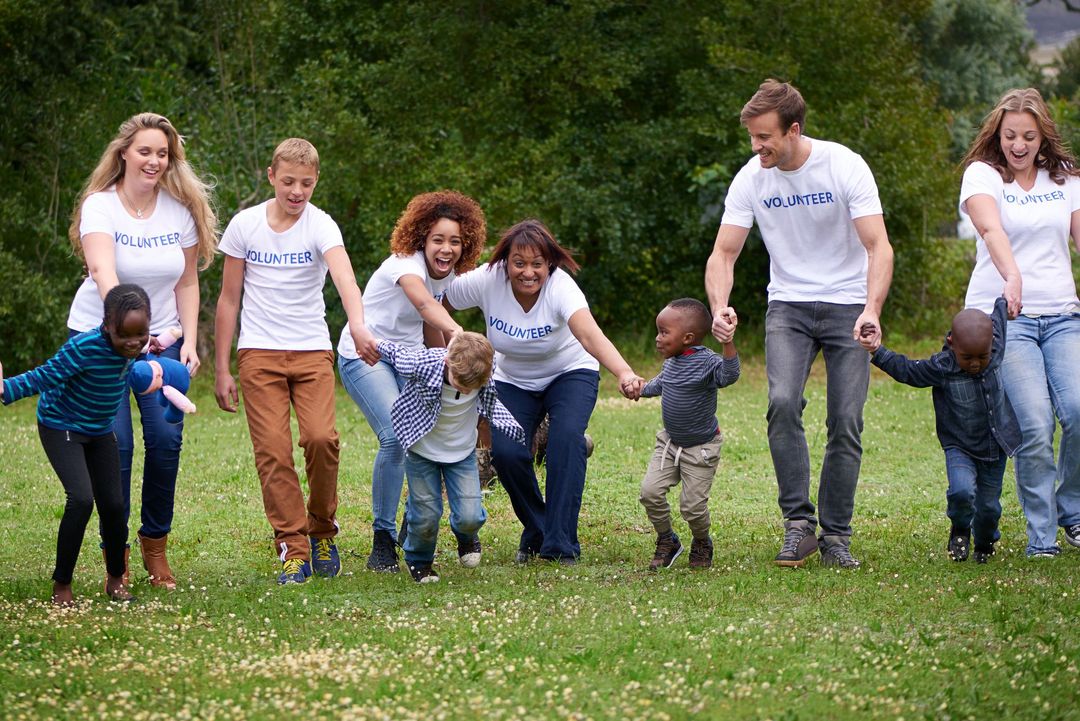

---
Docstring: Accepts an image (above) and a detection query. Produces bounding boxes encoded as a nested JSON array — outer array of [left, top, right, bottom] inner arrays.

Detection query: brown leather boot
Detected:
[[102, 546, 130, 592], [138, 533, 177, 590]]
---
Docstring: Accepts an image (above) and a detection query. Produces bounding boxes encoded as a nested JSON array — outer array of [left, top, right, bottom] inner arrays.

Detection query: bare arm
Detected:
[[398, 274, 464, 338], [81, 232, 120, 298], [705, 224, 750, 343], [174, 245, 201, 375], [1070, 207, 1080, 256], [213, 255, 245, 412], [851, 214, 894, 350], [966, 194, 1022, 317], [325, 246, 378, 365], [567, 307, 643, 398]]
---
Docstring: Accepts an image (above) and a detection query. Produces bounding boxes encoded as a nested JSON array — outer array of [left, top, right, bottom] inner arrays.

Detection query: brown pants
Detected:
[[639, 428, 722, 539], [238, 349, 340, 562]]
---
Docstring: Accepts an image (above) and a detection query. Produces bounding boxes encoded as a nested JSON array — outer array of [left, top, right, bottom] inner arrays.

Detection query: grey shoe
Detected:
[[819, 535, 861, 569], [774, 519, 818, 567]]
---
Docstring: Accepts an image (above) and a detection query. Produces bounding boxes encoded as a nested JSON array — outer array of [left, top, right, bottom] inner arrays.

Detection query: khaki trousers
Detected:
[[639, 428, 722, 539]]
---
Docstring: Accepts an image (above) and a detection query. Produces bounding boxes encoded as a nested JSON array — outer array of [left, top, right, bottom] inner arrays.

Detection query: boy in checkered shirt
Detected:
[[377, 332, 525, 582]]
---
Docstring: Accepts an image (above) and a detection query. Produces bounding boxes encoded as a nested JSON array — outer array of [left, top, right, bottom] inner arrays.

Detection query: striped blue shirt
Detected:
[[641, 347, 740, 447], [2, 327, 133, 435]]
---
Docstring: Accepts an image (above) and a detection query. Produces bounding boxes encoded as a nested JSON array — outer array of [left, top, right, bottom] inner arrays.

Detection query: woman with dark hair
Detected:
[[446, 219, 643, 563], [960, 87, 1080, 558]]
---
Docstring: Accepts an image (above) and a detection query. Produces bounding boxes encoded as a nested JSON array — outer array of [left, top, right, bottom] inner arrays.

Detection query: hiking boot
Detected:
[[278, 558, 311, 585], [366, 530, 400, 573], [513, 547, 536, 565], [819, 535, 861, 569], [774, 520, 818, 567], [947, 529, 970, 562], [1064, 524, 1080, 549], [310, 537, 341, 577], [649, 531, 683, 571], [477, 447, 497, 489], [458, 536, 482, 568], [973, 544, 995, 564], [408, 563, 440, 583], [688, 536, 714, 569]]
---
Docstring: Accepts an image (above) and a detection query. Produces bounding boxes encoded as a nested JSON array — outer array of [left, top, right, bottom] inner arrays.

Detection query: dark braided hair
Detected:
[[102, 284, 151, 334], [668, 298, 712, 342]]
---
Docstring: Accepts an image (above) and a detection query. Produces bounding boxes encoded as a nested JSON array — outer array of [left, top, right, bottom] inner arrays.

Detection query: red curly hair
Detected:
[[389, 190, 486, 273]]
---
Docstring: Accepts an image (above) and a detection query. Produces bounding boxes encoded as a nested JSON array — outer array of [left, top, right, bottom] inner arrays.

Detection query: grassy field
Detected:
[[1, 354, 1078, 721]]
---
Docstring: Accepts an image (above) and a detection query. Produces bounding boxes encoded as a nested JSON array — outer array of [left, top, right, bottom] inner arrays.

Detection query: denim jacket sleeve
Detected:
[[985, 296, 1008, 375], [871, 346, 948, 388]]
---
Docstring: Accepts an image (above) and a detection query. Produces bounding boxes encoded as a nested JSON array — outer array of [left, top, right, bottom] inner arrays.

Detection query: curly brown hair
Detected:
[[389, 191, 486, 273]]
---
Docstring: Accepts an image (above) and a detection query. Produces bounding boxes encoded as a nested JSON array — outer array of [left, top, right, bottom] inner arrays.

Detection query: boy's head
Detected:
[[267, 138, 320, 217], [947, 308, 993, 376], [103, 284, 151, 359], [655, 299, 711, 359], [445, 332, 494, 393]]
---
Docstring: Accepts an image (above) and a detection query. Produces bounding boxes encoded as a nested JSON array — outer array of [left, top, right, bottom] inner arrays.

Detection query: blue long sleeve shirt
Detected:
[[2, 327, 133, 435]]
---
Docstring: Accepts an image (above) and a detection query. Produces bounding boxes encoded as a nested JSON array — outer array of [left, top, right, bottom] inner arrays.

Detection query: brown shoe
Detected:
[[649, 531, 683, 571], [105, 575, 136, 603], [138, 533, 177, 589], [688, 536, 714, 569], [102, 546, 130, 593]]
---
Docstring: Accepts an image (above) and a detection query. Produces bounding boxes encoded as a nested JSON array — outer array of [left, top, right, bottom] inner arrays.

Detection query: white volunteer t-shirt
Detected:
[[411, 385, 479, 463], [721, 137, 883, 304], [960, 161, 1080, 314], [446, 263, 598, 391], [219, 200, 343, 351], [67, 188, 197, 335], [338, 251, 454, 359]]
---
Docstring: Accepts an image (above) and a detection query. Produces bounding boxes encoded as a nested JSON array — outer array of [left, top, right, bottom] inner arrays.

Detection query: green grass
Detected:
[[1, 357, 1079, 721]]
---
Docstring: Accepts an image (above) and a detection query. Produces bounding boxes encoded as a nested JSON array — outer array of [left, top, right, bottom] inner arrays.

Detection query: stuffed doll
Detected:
[[129, 328, 196, 424]]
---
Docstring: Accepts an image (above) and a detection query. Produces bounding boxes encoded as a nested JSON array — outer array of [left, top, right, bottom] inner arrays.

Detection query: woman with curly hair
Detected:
[[67, 112, 217, 589], [960, 87, 1080, 558], [338, 190, 486, 572]]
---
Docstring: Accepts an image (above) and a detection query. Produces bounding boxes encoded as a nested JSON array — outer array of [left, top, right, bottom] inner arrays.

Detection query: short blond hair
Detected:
[[271, 138, 320, 173], [446, 332, 494, 390]]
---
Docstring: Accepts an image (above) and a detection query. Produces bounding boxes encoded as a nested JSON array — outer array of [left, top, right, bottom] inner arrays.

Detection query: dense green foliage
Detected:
[[0, 0, 1052, 368]]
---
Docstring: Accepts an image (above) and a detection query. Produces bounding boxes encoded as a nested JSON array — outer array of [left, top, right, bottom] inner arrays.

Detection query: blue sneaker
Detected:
[[310, 537, 341, 578], [278, 558, 312, 585]]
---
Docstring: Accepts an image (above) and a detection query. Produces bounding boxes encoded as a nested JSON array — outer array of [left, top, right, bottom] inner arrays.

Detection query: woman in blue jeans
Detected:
[[446, 219, 643, 563], [960, 87, 1080, 557], [337, 191, 486, 572]]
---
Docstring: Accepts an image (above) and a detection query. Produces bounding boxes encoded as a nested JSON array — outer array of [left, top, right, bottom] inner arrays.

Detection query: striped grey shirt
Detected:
[[641, 347, 740, 447]]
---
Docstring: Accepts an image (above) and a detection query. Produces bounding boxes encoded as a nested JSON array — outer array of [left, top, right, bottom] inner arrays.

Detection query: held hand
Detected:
[[351, 325, 381, 366], [215, 373, 239, 413], [853, 313, 881, 352], [618, 372, 645, 400], [180, 340, 201, 377], [1003, 276, 1022, 319], [711, 306, 738, 344]]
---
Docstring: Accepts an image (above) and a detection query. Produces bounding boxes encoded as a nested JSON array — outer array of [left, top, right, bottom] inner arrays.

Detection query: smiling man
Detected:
[[705, 79, 894, 570]]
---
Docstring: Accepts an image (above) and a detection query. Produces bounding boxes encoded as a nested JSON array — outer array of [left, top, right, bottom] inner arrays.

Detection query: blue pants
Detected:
[[944, 447, 1005, 551], [492, 369, 599, 560], [402, 450, 485, 565]]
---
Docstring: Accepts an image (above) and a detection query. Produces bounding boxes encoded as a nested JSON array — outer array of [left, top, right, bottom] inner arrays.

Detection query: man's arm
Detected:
[[852, 214, 894, 351], [705, 224, 750, 343]]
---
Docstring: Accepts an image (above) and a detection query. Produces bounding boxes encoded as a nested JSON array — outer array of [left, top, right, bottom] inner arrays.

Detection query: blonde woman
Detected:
[[67, 112, 218, 588]]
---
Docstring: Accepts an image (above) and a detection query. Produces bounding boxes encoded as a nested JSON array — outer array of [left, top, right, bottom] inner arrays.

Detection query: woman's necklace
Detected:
[[118, 184, 156, 219]]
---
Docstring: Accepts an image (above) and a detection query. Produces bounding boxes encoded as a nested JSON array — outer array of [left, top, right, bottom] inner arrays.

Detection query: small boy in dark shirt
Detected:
[[868, 296, 1019, 563]]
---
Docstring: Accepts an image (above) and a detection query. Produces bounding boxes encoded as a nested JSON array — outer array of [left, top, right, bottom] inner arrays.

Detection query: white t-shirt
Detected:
[[67, 188, 197, 335], [960, 161, 1080, 314], [721, 137, 883, 304], [446, 264, 598, 391], [219, 200, 343, 351], [337, 251, 454, 359], [411, 385, 479, 463]]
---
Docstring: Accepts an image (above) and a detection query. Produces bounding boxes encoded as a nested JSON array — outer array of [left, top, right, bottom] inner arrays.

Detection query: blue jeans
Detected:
[[1001, 314, 1080, 555], [73, 329, 185, 539], [402, 450, 485, 565], [764, 302, 868, 538], [339, 356, 406, 534], [492, 369, 599, 560], [944, 447, 1005, 550]]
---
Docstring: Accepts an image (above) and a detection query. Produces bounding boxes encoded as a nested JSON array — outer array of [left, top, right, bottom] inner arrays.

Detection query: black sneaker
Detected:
[[514, 546, 537, 565], [973, 544, 995, 564], [458, 536, 482, 568], [774, 520, 818, 567], [366, 530, 400, 573], [408, 563, 440, 583], [649, 531, 683, 571], [819, 535, 861, 569], [947, 530, 970, 562], [688, 536, 713, 569], [1064, 524, 1080, 549]]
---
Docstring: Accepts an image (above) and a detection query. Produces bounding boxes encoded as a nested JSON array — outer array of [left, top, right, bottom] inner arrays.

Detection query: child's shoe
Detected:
[[947, 529, 970, 562], [366, 530, 401, 573], [278, 558, 311, 585], [649, 531, 683, 571], [310, 537, 341, 577], [458, 536, 482, 568], [105, 575, 136, 603], [688, 536, 713, 569], [408, 563, 440, 583], [973, 544, 995, 564], [1064, 524, 1080, 549]]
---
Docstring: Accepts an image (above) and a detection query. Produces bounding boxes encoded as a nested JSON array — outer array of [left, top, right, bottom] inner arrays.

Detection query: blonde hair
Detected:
[[69, 112, 219, 269], [961, 87, 1080, 185], [271, 138, 320, 173], [446, 332, 494, 390]]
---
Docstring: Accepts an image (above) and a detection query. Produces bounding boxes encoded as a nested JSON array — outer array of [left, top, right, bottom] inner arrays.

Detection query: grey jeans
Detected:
[[765, 301, 869, 537]]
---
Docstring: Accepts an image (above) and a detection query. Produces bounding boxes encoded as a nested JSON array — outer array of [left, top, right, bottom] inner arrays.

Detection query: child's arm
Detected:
[[1, 340, 85, 406], [640, 374, 662, 399], [479, 387, 526, 445], [871, 347, 943, 388], [214, 255, 245, 413], [326, 247, 380, 366], [986, 295, 1009, 373], [376, 340, 422, 379]]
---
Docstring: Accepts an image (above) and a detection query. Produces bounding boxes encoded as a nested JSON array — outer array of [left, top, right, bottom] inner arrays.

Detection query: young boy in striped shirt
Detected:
[[637, 298, 740, 570]]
